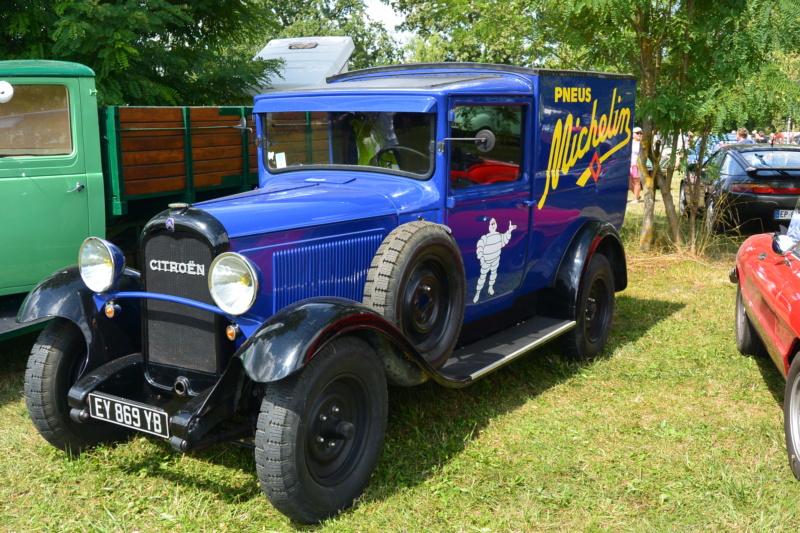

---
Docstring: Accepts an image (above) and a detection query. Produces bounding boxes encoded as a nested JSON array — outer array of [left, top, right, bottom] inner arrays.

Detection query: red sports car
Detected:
[[732, 206, 800, 480]]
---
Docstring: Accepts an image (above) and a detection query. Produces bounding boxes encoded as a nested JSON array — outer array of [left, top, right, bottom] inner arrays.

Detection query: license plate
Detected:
[[88, 392, 169, 438], [776, 209, 793, 220]]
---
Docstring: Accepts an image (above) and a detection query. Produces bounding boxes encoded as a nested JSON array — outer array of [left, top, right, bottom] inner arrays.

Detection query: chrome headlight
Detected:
[[208, 253, 259, 316], [79, 237, 126, 293]]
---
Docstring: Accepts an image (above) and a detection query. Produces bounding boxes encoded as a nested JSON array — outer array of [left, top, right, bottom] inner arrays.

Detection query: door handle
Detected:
[[67, 182, 85, 193], [516, 200, 535, 208]]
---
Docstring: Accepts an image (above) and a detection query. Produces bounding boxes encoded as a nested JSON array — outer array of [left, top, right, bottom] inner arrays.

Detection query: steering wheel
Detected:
[[370, 145, 428, 169]]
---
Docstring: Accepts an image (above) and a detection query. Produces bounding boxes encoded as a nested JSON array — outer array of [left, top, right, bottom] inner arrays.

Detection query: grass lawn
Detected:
[[1, 199, 798, 532]]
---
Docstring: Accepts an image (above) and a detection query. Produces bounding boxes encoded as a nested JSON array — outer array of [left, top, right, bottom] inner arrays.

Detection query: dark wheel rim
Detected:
[[584, 276, 610, 343], [306, 373, 370, 486], [401, 258, 450, 352]]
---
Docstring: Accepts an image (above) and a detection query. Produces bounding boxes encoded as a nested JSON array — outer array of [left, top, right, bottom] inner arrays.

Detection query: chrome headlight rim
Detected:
[[78, 237, 126, 293], [208, 252, 259, 316]]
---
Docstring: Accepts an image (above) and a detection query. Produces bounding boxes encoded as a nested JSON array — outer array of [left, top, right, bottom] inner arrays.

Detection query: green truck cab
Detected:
[[0, 60, 257, 340]]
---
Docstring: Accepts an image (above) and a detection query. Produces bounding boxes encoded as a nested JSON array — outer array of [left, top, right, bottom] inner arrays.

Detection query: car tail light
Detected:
[[730, 183, 800, 194]]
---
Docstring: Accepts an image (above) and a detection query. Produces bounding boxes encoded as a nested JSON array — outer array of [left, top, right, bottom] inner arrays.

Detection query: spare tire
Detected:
[[363, 222, 466, 369]]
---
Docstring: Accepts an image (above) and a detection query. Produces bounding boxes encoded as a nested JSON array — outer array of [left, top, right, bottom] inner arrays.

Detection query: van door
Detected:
[[445, 100, 531, 322], [0, 80, 90, 295]]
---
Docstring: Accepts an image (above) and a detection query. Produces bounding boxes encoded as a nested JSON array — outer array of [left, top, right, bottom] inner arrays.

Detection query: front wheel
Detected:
[[735, 283, 763, 356], [785, 355, 800, 480], [24, 319, 130, 454], [255, 336, 388, 523], [561, 253, 615, 361]]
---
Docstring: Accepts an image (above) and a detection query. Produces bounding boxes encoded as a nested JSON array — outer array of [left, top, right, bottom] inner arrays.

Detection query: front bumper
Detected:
[[726, 193, 799, 229], [67, 353, 252, 452]]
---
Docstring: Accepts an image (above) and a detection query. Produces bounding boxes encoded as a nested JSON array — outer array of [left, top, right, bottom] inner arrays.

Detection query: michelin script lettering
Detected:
[[149, 259, 205, 276], [540, 87, 632, 209]]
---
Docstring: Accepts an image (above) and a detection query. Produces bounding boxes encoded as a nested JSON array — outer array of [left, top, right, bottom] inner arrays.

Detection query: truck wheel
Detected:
[[785, 355, 800, 481], [255, 336, 388, 524], [562, 253, 615, 361], [24, 319, 130, 455], [363, 221, 465, 369], [735, 283, 763, 356]]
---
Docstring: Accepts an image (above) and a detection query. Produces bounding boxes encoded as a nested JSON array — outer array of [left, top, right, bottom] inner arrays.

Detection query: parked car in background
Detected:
[[681, 144, 800, 232], [732, 203, 800, 481]]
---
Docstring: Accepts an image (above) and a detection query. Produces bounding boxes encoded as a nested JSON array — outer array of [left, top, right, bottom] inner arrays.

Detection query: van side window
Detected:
[[449, 105, 523, 190], [0, 84, 72, 156]]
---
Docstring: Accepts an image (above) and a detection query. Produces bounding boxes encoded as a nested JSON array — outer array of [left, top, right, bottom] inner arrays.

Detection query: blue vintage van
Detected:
[[19, 63, 635, 523]]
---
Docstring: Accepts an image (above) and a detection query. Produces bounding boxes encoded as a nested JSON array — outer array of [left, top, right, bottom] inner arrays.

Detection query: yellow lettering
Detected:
[[540, 87, 634, 207]]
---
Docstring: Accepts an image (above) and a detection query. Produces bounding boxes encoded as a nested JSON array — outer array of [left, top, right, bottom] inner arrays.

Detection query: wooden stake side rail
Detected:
[[101, 106, 258, 216]]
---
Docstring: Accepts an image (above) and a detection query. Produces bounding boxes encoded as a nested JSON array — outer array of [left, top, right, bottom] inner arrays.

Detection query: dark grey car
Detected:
[[683, 144, 800, 232]]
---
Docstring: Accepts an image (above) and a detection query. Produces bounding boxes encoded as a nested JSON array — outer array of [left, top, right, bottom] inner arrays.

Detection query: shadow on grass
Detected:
[[0, 331, 38, 409], [114, 440, 263, 505], [2, 295, 684, 528], [749, 351, 787, 407], [362, 295, 685, 506]]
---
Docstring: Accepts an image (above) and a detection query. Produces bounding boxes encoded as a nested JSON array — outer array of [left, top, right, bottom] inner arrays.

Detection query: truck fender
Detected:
[[237, 296, 433, 387], [17, 266, 142, 368], [545, 219, 627, 319]]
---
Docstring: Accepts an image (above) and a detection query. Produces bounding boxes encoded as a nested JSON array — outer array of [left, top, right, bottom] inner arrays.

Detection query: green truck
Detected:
[[0, 60, 258, 340]]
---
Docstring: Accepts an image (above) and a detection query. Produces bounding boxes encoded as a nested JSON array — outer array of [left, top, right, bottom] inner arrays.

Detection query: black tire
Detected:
[[24, 319, 130, 454], [363, 221, 466, 369], [255, 337, 388, 524], [785, 355, 800, 480], [735, 284, 764, 356], [561, 253, 615, 361]]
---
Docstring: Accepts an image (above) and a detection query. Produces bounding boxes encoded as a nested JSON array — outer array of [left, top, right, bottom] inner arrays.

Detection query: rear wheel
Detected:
[[24, 319, 130, 454], [561, 253, 615, 361], [255, 337, 388, 523]]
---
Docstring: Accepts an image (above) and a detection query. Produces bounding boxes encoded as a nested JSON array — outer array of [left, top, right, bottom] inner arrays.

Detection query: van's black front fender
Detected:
[[237, 297, 436, 386], [17, 266, 142, 368]]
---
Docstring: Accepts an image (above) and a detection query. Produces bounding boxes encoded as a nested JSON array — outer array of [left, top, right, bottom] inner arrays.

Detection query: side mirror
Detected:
[[0, 81, 14, 103], [474, 129, 496, 152], [437, 130, 496, 154], [773, 234, 797, 255], [233, 116, 257, 146]]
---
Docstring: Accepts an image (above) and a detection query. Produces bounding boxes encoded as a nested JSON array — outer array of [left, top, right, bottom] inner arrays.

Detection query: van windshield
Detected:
[[264, 111, 434, 177]]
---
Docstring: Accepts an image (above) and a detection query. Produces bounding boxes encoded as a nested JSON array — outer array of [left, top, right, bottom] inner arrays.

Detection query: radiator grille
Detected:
[[143, 232, 219, 374], [273, 234, 383, 312]]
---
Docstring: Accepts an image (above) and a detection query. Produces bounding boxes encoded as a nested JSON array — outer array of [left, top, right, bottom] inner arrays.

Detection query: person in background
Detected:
[[736, 127, 753, 144], [629, 127, 643, 203]]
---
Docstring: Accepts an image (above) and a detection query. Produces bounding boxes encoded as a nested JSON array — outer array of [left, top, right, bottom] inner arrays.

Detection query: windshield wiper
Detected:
[[754, 153, 772, 167]]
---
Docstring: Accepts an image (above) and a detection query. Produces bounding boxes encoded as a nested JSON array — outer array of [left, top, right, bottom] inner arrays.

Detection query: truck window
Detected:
[[450, 105, 523, 190], [264, 111, 434, 177], [0, 84, 72, 156]]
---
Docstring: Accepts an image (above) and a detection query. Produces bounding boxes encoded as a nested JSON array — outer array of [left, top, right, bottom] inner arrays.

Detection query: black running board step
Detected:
[[438, 317, 576, 383], [0, 295, 48, 342]]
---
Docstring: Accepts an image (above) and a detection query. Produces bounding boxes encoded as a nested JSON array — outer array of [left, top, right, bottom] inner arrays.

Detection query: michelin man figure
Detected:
[[474, 218, 517, 303]]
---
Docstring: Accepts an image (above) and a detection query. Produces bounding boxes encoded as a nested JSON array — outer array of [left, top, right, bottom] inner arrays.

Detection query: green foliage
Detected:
[[392, 0, 541, 64], [1, 0, 282, 106], [257, 0, 401, 70]]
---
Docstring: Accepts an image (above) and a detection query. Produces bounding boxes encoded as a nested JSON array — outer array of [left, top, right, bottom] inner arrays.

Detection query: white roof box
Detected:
[[254, 36, 355, 93]]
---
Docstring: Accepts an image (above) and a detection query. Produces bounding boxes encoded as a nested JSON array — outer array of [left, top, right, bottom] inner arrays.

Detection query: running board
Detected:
[[437, 317, 576, 384]]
